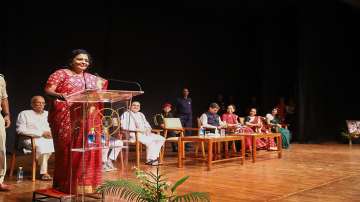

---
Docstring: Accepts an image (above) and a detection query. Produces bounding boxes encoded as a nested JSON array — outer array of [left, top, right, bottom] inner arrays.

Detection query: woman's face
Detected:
[[249, 109, 257, 116], [272, 109, 278, 115], [227, 106, 235, 114], [71, 53, 89, 72]]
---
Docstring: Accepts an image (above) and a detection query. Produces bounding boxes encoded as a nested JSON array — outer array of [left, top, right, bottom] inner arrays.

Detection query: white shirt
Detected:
[[16, 110, 51, 137], [121, 111, 152, 135]]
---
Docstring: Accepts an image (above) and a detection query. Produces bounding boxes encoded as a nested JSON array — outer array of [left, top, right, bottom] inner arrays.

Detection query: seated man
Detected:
[[153, 102, 178, 152], [16, 96, 54, 181], [102, 130, 123, 172], [199, 102, 227, 134], [121, 101, 165, 166]]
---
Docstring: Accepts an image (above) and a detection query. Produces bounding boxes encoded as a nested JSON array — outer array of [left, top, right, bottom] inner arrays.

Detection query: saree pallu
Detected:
[[247, 116, 275, 148]]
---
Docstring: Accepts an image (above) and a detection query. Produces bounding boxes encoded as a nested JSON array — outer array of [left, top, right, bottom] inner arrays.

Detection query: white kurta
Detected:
[[0, 76, 8, 183], [16, 110, 55, 155], [121, 111, 165, 161]]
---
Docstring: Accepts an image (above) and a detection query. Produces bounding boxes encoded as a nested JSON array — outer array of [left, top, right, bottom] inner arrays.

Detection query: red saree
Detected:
[[246, 116, 275, 148], [221, 113, 263, 149], [46, 69, 107, 194]]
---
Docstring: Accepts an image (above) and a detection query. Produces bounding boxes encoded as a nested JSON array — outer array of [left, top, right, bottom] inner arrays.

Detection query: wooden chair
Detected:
[[9, 133, 37, 181], [122, 129, 162, 168], [160, 118, 205, 162]]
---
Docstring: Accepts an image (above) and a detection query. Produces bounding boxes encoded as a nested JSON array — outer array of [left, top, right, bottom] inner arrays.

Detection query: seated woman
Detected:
[[244, 108, 272, 149], [221, 104, 253, 151], [222, 105, 252, 132], [266, 108, 291, 149]]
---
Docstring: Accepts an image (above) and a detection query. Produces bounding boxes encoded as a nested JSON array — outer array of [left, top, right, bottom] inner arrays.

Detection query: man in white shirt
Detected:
[[121, 101, 165, 166], [16, 96, 54, 181], [200, 103, 227, 134], [102, 130, 123, 172]]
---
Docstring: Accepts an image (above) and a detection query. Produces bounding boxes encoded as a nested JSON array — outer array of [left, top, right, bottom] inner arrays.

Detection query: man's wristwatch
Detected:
[[2, 112, 9, 117]]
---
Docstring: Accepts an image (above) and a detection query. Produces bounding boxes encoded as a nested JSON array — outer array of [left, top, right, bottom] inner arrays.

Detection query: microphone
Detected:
[[83, 73, 88, 90], [94, 73, 143, 91]]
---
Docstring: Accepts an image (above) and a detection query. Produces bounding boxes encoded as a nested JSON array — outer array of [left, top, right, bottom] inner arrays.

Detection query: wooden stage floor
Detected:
[[1, 143, 360, 202]]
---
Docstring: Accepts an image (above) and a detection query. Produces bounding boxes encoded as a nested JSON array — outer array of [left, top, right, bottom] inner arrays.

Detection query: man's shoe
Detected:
[[0, 183, 11, 192], [103, 163, 111, 172], [145, 159, 161, 166], [106, 160, 117, 171], [40, 174, 53, 181]]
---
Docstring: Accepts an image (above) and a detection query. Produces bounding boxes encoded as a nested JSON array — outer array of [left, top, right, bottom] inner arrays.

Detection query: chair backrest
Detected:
[[197, 117, 202, 127], [163, 118, 183, 129], [14, 133, 34, 154], [346, 120, 360, 134], [238, 117, 245, 125], [153, 114, 163, 128]]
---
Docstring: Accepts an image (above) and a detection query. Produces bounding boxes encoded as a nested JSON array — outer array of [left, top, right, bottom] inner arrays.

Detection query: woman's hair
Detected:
[[249, 107, 257, 114], [228, 104, 236, 111], [67, 49, 92, 68]]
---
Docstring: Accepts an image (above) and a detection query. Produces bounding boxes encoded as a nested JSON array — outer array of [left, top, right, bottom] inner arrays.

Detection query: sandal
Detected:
[[145, 159, 162, 166], [41, 174, 53, 181]]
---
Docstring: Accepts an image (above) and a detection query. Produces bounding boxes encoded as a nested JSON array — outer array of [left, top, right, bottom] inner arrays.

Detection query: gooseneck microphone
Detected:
[[107, 78, 143, 92], [94, 73, 143, 91]]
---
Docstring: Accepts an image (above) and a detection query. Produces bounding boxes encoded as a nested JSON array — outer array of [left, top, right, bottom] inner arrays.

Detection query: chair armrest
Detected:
[[18, 133, 37, 139], [120, 129, 138, 133], [164, 128, 184, 132], [151, 129, 163, 134], [183, 127, 200, 131]]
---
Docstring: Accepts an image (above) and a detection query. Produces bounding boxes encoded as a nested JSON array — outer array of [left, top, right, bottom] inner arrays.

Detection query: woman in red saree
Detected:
[[221, 105, 265, 151], [221, 105, 253, 150], [45, 49, 107, 194], [244, 108, 271, 149]]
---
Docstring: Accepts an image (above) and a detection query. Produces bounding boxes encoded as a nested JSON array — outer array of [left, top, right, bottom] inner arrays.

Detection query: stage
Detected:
[[2, 143, 360, 202]]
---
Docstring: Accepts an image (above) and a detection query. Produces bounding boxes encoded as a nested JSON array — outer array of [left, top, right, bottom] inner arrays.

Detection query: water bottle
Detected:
[[214, 128, 219, 136], [88, 128, 96, 146], [101, 128, 107, 147], [17, 167, 24, 182], [220, 128, 225, 136], [199, 127, 205, 137]]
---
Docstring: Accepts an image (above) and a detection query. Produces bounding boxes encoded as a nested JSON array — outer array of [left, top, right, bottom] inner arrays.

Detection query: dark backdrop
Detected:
[[1, 0, 360, 151]]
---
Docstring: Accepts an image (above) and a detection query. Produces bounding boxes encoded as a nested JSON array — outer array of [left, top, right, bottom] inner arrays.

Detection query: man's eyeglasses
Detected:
[[33, 102, 46, 105]]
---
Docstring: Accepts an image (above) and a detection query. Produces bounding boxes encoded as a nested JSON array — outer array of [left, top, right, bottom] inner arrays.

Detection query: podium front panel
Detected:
[[67, 90, 138, 197]]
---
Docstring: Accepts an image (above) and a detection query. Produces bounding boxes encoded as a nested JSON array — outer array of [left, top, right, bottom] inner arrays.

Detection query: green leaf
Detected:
[[172, 192, 211, 202], [96, 179, 148, 201], [171, 176, 190, 193]]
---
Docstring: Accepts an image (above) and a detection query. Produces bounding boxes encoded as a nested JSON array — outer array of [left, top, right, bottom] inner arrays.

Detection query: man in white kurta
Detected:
[[16, 96, 54, 180], [102, 132, 123, 171], [121, 101, 165, 165], [0, 74, 11, 191]]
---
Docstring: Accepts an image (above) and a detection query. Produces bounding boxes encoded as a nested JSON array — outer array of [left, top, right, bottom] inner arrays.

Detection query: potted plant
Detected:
[[97, 166, 211, 202]]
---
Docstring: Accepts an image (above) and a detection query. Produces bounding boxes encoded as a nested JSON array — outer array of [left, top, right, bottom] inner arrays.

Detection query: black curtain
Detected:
[[1, 0, 360, 150]]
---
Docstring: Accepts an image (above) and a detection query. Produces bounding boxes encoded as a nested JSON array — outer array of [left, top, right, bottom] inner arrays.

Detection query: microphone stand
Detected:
[[93, 73, 143, 92], [107, 78, 143, 92]]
